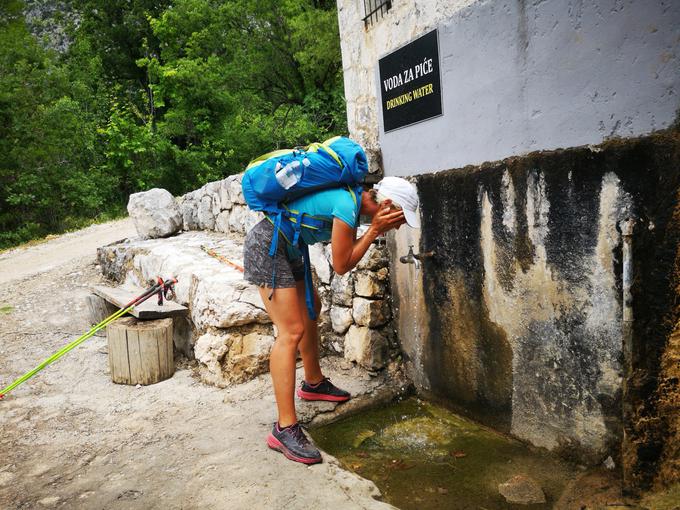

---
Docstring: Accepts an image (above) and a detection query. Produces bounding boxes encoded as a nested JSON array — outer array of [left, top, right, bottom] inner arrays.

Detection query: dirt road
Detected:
[[0, 219, 392, 509], [0, 218, 138, 285]]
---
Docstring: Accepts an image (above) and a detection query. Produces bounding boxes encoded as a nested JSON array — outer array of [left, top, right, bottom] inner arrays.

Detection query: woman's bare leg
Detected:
[[295, 281, 323, 385], [258, 286, 305, 427]]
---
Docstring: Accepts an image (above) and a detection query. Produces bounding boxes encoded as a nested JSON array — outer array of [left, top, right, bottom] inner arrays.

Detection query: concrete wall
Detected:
[[339, 0, 680, 485], [389, 132, 680, 470], [338, 0, 680, 175]]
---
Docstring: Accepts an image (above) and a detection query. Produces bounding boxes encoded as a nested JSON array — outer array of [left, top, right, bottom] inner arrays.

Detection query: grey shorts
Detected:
[[243, 218, 305, 288]]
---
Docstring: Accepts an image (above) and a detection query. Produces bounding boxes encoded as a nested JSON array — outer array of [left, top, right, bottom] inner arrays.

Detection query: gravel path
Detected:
[[0, 218, 138, 285], [0, 219, 393, 510]]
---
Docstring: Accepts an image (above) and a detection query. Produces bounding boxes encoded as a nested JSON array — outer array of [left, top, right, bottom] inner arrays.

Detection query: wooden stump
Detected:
[[107, 316, 175, 385], [86, 294, 120, 325]]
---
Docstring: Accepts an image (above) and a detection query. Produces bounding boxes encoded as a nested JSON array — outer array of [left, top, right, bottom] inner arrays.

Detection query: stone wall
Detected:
[[109, 175, 400, 387], [177, 174, 263, 236], [175, 174, 398, 372]]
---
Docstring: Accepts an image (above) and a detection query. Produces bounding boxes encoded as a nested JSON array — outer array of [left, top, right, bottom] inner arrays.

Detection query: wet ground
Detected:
[[311, 396, 579, 509]]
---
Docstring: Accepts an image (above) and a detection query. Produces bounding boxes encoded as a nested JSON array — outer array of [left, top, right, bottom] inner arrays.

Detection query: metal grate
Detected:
[[363, 0, 392, 28]]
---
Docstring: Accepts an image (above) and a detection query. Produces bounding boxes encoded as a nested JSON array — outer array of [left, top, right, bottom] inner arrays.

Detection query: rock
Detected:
[[227, 174, 245, 205], [0, 471, 15, 486], [127, 188, 182, 239], [309, 243, 332, 284], [197, 194, 216, 230], [203, 181, 222, 213], [603, 456, 615, 470], [344, 325, 387, 369], [356, 243, 388, 271], [180, 191, 200, 230], [228, 205, 248, 235], [191, 278, 270, 330], [352, 297, 390, 327], [330, 306, 353, 334], [218, 179, 233, 210], [194, 329, 274, 386], [331, 272, 354, 306], [214, 210, 231, 233], [225, 332, 275, 383], [354, 269, 388, 298], [38, 496, 60, 507], [194, 331, 235, 375], [498, 475, 546, 505], [243, 208, 263, 234]]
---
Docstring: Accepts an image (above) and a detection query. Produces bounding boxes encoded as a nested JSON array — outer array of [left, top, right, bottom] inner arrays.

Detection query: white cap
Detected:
[[374, 176, 420, 228]]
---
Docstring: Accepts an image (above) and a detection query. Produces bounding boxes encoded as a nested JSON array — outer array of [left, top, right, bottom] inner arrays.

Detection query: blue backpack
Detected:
[[242, 136, 368, 319]]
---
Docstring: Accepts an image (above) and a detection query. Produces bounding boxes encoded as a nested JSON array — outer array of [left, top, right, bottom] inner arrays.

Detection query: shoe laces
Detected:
[[288, 423, 310, 446], [305, 376, 331, 389]]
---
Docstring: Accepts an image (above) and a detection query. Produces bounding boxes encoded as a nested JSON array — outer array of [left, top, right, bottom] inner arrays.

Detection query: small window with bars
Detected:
[[363, 0, 392, 28]]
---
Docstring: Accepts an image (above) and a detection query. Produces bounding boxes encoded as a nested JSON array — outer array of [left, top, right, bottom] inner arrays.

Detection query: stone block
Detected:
[[352, 297, 390, 327], [194, 328, 274, 387], [197, 194, 216, 230], [227, 174, 245, 205], [354, 269, 388, 298], [331, 272, 354, 306], [214, 210, 230, 233], [225, 332, 275, 383], [228, 205, 247, 235], [190, 276, 270, 330], [309, 243, 332, 284], [344, 325, 387, 370], [356, 243, 388, 271], [127, 188, 182, 239], [330, 306, 353, 335], [218, 178, 233, 210], [194, 331, 236, 384], [180, 191, 199, 231], [244, 208, 263, 233]]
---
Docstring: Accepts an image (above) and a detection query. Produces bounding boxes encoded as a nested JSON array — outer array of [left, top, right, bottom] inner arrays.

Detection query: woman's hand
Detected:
[[331, 200, 406, 275], [368, 199, 407, 236]]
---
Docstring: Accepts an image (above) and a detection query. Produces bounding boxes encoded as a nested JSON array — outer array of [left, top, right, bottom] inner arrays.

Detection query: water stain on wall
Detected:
[[406, 130, 680, 483]]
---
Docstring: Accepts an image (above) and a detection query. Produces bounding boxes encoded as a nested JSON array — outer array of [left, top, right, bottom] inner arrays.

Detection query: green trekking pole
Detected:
[[0, 276, 178, 400]]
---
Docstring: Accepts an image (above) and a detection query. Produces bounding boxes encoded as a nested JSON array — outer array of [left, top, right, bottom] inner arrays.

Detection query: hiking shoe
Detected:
[[296, 376, 351, 402], [266, 422, 322, 464]]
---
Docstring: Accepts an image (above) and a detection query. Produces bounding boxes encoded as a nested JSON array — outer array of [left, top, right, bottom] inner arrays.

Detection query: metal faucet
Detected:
[[400, 245, 435, 269], [400, 245, 420, 269]]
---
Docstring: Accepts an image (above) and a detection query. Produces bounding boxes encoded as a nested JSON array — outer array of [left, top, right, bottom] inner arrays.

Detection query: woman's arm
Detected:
[[330, 204, 405, 275]]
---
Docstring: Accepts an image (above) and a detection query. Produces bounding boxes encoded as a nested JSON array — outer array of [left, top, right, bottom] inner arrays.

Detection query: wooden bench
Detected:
[[87, 285, 189, 385], [89, 285, 188, 320]]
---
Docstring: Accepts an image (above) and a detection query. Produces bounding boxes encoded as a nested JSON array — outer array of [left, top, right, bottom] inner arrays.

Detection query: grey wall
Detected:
[[390, 132, 680, 465], [378, 0, 680, 176]]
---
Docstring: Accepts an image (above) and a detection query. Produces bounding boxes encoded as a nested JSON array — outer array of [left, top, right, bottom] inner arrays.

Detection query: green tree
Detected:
[[0, 1, 109, 248]]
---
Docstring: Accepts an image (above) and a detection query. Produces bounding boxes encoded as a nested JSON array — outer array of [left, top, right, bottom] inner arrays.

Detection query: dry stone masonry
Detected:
[[100, 173, 397, 388]]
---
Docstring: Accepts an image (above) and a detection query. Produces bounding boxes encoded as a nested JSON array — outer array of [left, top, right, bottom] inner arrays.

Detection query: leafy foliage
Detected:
[[0, 0, 346, 249]]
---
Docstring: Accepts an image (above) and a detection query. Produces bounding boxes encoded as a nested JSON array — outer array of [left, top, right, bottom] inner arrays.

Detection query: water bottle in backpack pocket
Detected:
[[275, 157, 311, 190]]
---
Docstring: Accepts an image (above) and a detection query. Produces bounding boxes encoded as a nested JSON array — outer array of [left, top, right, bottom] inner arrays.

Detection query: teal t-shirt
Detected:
[[282, 187, 361, 258]]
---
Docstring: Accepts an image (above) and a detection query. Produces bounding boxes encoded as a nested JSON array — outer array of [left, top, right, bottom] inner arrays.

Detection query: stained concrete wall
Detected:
[[390, 132, 680, 470], [338, 0, 680, 486]]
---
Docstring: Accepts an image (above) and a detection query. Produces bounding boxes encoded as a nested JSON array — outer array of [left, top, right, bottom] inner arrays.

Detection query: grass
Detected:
[[0, 305, 14, 314]]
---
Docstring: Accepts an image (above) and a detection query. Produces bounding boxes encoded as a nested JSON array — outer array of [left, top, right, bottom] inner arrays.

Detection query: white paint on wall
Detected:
[[337, 0, 680, 176]]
